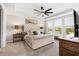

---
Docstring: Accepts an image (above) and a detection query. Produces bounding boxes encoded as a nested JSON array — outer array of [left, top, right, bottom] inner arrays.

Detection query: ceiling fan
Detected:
[[33, 6, 53, 17]]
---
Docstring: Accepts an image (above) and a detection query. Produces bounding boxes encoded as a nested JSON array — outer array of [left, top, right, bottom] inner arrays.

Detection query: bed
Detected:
[[24, 34, 54, 49]]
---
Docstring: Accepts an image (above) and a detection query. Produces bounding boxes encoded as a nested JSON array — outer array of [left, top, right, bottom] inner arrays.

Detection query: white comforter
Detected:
[[24, 34, 53, 40], [24, 34, 54, 49], [33, 34, 53, 39]]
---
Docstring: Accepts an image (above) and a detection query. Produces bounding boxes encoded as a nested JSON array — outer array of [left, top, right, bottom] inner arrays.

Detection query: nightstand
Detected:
[[13, 33, 24, 42]]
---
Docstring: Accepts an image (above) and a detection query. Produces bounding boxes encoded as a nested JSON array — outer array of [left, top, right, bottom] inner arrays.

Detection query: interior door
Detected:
[[0, 9, 1, 47]]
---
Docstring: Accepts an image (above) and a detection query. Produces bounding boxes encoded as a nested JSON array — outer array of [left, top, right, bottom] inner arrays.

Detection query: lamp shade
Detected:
[[14, 25, 24, 30], [15, 25, 19, 29]]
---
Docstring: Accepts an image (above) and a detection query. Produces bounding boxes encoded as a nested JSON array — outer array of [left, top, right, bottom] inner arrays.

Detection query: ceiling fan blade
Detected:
[[45, 8, 52, 12], [44, 12, 49, 16], [46, 12, 53, 13], [45, 14, 49, 16], [34, 9, 42, 13], [41, 6, 44, 10], [37, 13, 41, 16], [33, 12, 41, 16], [33, 12, 38, 14]]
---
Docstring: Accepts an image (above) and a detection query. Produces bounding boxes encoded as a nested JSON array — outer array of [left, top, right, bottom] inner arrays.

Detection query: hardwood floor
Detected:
[[0, 40, 59, 56]]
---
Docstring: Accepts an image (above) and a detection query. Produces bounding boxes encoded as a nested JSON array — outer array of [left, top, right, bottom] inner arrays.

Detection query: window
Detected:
[[65, 26, 74, 37], [55, 27, 62, 34], [46, 13, 75, 38], [54, 19, 62, 36], [64, 16, 74, 37], [47, 20, 53, 34]]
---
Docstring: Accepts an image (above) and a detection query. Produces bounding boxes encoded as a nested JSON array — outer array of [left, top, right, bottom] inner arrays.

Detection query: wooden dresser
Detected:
[[13, 32, 27, 42], [59, 38, 79, 56]]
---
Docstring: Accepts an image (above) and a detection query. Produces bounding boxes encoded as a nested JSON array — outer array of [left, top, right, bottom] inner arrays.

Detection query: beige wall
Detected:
[[6, 15, 25, 42], [6, 15, 44, 43]]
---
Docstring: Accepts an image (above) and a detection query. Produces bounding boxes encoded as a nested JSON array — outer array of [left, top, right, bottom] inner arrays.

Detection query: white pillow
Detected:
[[37, 31, 41, 35]]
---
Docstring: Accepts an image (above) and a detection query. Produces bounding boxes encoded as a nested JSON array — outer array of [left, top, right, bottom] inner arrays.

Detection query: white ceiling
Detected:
[[3, 3, 79, 20]]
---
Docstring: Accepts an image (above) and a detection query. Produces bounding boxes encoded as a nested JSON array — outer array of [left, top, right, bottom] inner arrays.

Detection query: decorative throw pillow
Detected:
[[33, 31, 38, 35]]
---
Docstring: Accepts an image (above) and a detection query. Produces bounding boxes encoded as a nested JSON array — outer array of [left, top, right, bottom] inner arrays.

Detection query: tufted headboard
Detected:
[[24, 24, 40, 35]]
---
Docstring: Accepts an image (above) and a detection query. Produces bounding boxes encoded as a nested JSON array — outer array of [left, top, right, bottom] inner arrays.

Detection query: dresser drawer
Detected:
[[60, 48, 74, 56], [61, 40, 79, 54]]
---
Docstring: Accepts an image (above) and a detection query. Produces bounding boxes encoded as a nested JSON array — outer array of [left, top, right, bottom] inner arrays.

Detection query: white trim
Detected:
[[0, 3, 6, 48]]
